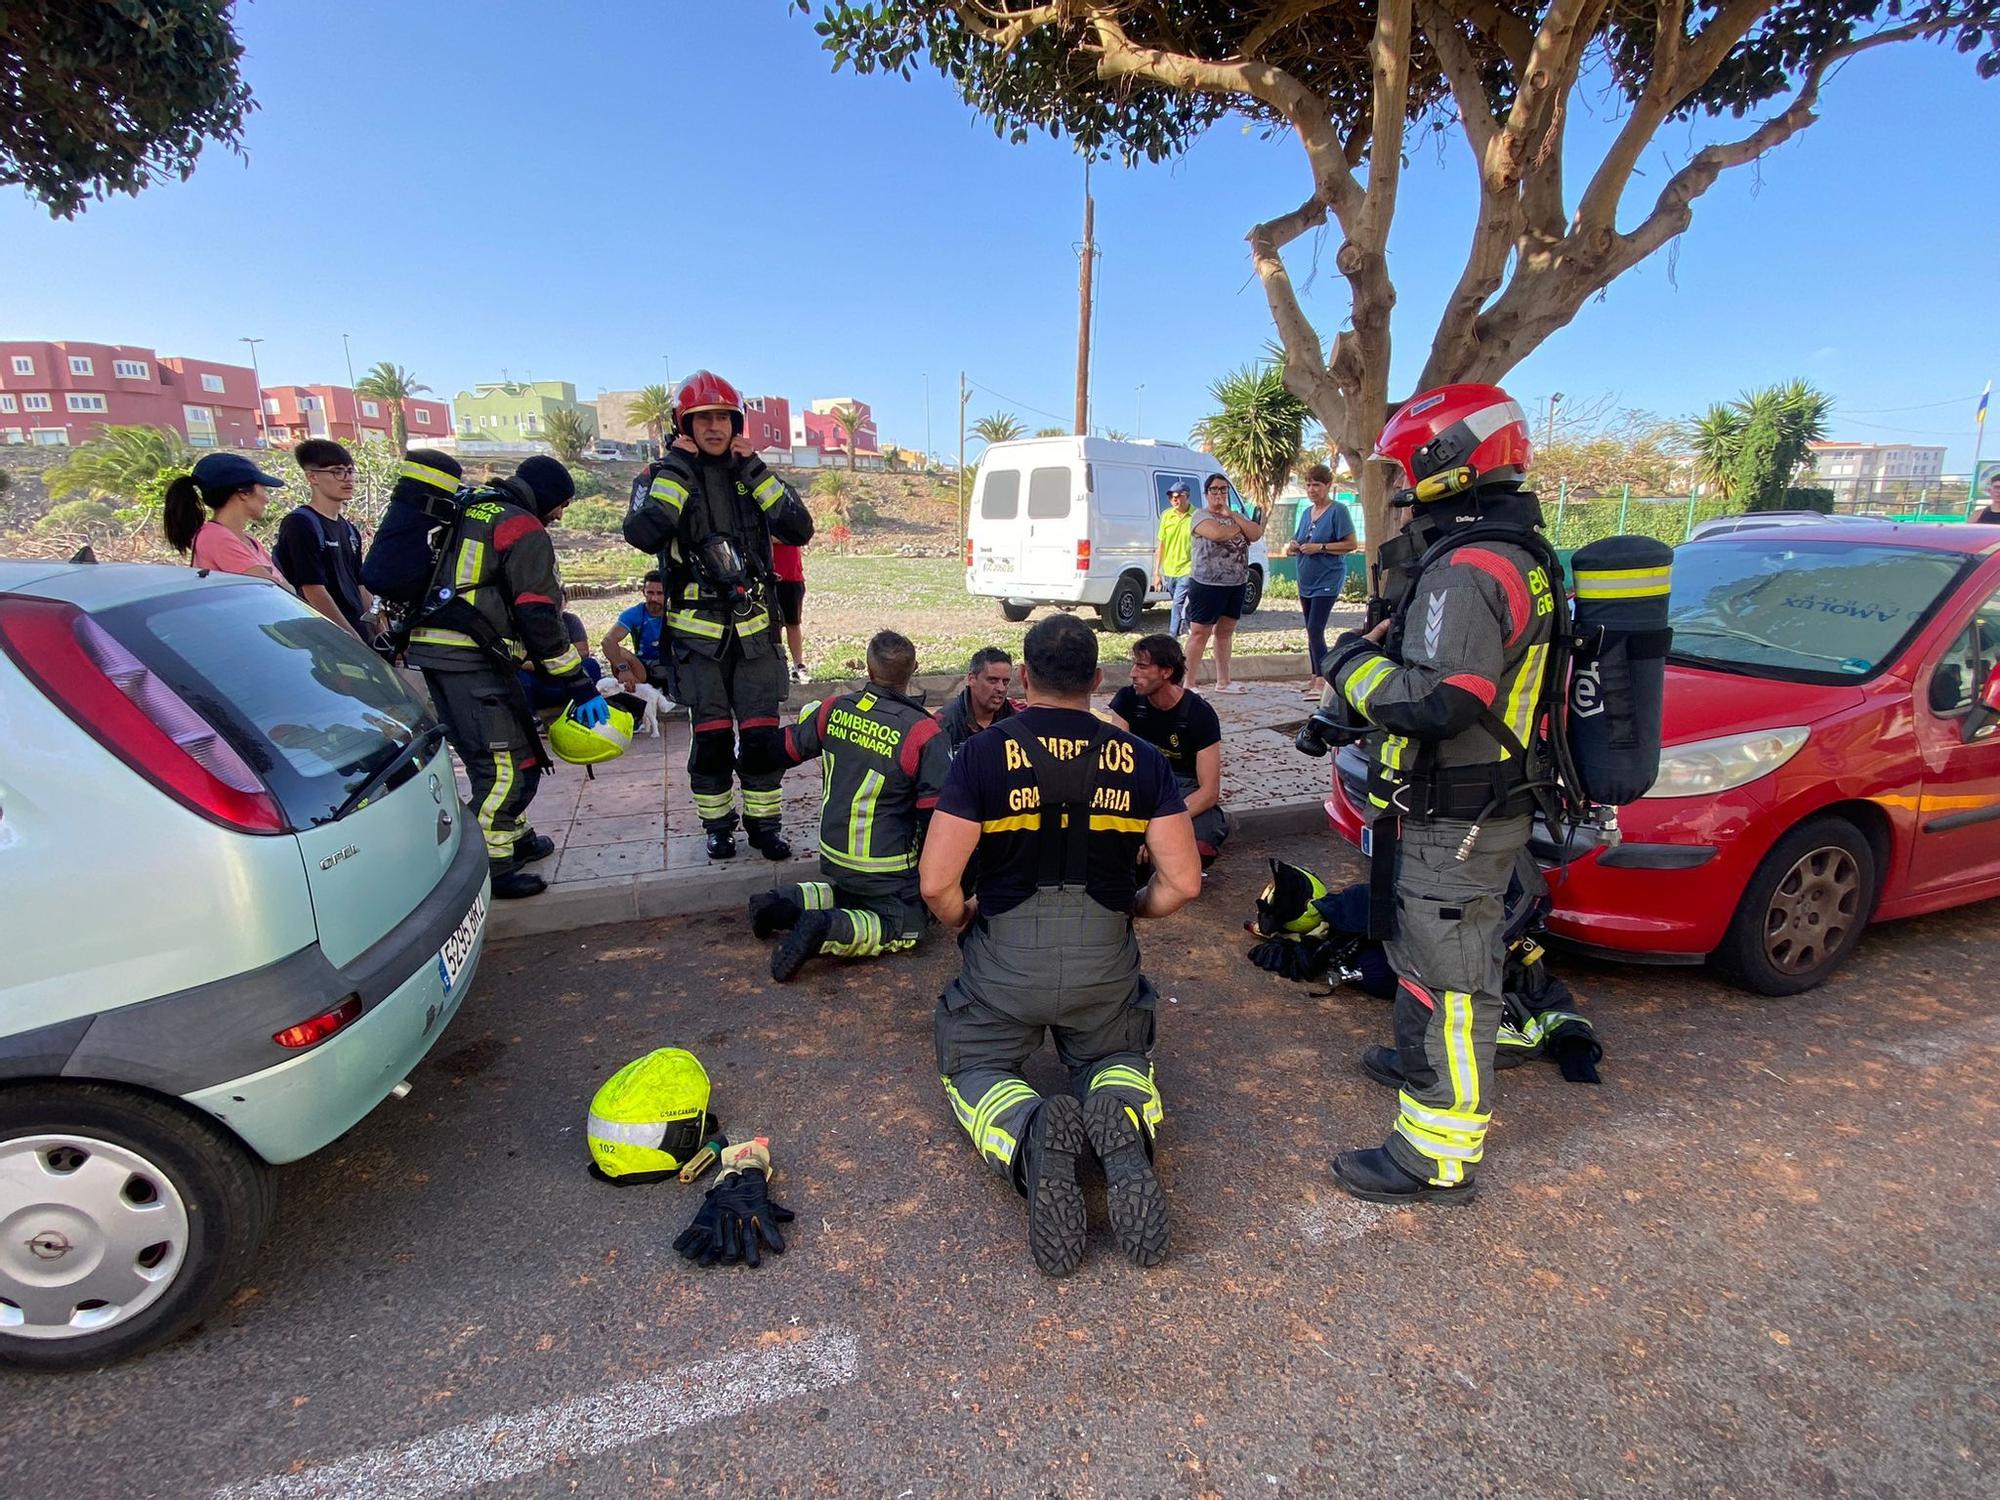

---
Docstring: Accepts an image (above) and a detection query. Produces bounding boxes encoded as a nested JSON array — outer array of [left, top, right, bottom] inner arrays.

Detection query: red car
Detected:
[[1328, 522, 2000, 994]]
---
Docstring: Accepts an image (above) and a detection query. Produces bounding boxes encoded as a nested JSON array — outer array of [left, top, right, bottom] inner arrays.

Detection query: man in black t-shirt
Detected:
[[919, 614, 1202, 1277], [1108, 633, 1229, 866], [274, 439, 376, 643]]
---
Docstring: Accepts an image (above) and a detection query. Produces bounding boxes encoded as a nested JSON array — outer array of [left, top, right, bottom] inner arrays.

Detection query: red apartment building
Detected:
[[791, 397, 880, 459], [742, 394, 791, 454], [0, 340, 261, 448], [262, 384, 452, 448]]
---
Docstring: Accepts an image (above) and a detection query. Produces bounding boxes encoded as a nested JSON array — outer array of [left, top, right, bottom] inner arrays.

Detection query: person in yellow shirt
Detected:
[[1152, 481, 1195, 636]]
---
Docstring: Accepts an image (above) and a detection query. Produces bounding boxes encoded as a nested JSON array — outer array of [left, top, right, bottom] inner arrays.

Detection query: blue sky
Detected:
[[6, 1, 1996, 467]]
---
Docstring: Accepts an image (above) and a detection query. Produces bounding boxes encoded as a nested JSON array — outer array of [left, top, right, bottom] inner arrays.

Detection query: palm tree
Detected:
[[627, 383, 676, 449], [1687, 404, 1744, 500], [47, 425, 194, 503], [543, 407, 595, 466], [830, 402, 866, 471], [1101, 428, 1132, 442], [355, 362, 431, 453], [1034, 425, 1067, 438], [972, 412, 1025, 446], [1189, 362, 1310, 512]]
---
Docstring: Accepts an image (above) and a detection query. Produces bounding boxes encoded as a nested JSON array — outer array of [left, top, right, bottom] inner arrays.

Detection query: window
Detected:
[[22, 394, 51, 412], [979, 468, 1021, 520], [263, 398, 281, 416], [360, 399, 380, 418], [1, 427, 21, 443], [0, 395, 13, 413], [30, 428, 69, 446], [414, 409, 430, 425], [65, 393, 107, 412], [68, 355, 95, 376], [1153, 472, 1197, 515], [10, 356, 32, 375], [1026, 466, 1073, 519], [183, 405, 214, 426], [1927, 590, 2000, 717], [113, 359, 149, 379], [201, 373, 226, 394]]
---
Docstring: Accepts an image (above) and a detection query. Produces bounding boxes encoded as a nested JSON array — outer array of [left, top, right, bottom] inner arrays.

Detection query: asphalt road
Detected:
[[7, 834, 1998, 1499]]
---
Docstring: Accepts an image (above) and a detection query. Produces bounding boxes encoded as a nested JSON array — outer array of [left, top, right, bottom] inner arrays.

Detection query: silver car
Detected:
[[0, 561, 489, 1370]]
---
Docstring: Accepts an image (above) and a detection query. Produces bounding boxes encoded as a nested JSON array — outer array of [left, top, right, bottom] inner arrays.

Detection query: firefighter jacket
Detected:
[[404, 482, 592, 700], [623, 447, 814, 663], [785, 683, 950, 899], [1325, 523, 1556, 820]]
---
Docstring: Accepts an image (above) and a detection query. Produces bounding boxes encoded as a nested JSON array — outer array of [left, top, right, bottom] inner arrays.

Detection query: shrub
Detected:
[[561, 497, 625, 532], [35, 498, 120, 537], [1784, 486, 1835, 514], [849, 496, 880, 526], [568, 468, 606, 499]]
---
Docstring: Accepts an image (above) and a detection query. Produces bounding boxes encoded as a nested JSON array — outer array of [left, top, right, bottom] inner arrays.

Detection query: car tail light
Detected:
[[1076, 540, 1091, 571], [273, 994, 363, 1050], [0, 594, 285, 834], [964, 538, 973, 569]]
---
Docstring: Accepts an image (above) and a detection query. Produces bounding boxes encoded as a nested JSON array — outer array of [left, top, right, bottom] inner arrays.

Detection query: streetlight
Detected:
[[341, 333, 360, 440], [924, 372, 932, 469], [662, 353, 672, 388], [1136, 383, 1145, 437], [240, 337, 267, 448], [1545, 392, 1564, 451]]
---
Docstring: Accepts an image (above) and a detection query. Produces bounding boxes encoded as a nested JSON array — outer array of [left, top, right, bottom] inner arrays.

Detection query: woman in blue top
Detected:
[[1287, 464, 1358, 691]]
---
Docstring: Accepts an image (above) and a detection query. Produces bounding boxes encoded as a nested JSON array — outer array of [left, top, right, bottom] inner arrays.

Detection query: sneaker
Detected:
[[771, 911, 831, 982], [789, 663, 811, 686], [749, 889, 803, 940], [705, 830, 738, 860], [1081, 1091, 1169, 1267], [748, 828, 792, 862], [1330, 1145, 1477, 1205], [1022, 1095, 1088, 1277]]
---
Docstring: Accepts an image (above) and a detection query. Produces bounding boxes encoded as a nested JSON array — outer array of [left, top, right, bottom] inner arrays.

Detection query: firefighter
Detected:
[[1315, 383, 1557, 1204], [749, 629, 950, 982], [918, 613, 1202, 1276], [624, 371, 814, 860], [402, 454, 610, 900]]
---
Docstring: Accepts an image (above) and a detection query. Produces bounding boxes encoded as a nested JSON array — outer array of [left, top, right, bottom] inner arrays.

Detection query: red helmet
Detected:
[[1372, 383, 1531, 493], [674, 370, 744, 437]]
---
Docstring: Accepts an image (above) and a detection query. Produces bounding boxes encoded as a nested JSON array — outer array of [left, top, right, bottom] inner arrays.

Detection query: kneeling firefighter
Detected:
[[1298, 383, 1667, 1203], [624, 371, 815, 861], [364, 451, 611, 900]]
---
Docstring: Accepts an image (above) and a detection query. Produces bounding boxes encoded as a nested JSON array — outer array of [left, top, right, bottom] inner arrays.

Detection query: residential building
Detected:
[[452, 380, 594, 445], [595, 389, 653, 447], [0, 339, 260, 448], [261, 384, 452, 448], [792, 396, 878, 458], [743, 394, 791, 454], [1808, 440, 1949, 500]]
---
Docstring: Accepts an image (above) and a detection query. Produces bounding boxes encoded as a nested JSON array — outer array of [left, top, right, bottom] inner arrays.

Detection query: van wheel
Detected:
[[0, 1084, 274, 1371], [1713, 816, 1876, 996], [1097, 575, 1146, 633], [1241, 566, 1265, 616], [1000, 601, 1033, 624]]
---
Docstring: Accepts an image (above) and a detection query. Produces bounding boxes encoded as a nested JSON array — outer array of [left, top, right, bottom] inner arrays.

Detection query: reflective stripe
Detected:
[[1500, 642, 1548, 754], [798, 882, 836, 911], [542, 646, 583, 676], [1089, 814, 1147, 833], [1574, 565, 1671, 600], [586, 1113, 668, 1148], [399, 459, 461, 494], [797, 699, 822, 724], [1394, 1089, 1489, 1135], [737, 608, 772, 636], [1088, 1062, 1165, 1132], [409, 627, 480, 650], [648, 477, 690, 512], [822, 843, 918, 874], [979, 810, 1143, 835], [1345, 656, 1394, 713], [752, 475, 786, 511], [944, 1077, 1037, 1169], [1443, 988, 1481, 1116], [669, 610, 725, 639], [479, 750, 516, 857], [692, 790, 736, 821], [454, 539, 485, 591], [742, 786, 784, 818], [848, 769, 884, 861]]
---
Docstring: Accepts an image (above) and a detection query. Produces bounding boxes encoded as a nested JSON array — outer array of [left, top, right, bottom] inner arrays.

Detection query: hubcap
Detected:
[[0, 1134, 189, 1341], [1762, 845, 1861, 977]]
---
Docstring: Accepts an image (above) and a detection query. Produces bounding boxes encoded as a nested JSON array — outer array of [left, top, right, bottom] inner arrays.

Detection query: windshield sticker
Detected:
[[1780, 594, 1903, 624], [1839, 658, 1872, 674]]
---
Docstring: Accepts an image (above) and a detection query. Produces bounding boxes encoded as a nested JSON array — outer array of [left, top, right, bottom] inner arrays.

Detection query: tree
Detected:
[[1688, 405, 1747, 500], [354, 362, 431, 454], [4, 2, 255, 219], [47, 425, 194, 504], [973, 412, 1026, 445], [1191, 361, 1311, 512], [627, 383, 676, 447], [830, 402, 866, 470], [1686, 380, 1831, 507], [813, 2, 1999, 554], [542, 407, 596, 465], [1534, 407, 1689, 497], [1034, 425, 1068, 437]]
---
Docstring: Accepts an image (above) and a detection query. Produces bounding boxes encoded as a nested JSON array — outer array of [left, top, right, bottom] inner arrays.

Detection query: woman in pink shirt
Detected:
[[163, 452, 296, 591]]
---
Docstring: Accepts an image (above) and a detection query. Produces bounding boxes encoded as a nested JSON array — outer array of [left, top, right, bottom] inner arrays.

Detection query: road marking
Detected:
[[213, 1325, 861, 1500]]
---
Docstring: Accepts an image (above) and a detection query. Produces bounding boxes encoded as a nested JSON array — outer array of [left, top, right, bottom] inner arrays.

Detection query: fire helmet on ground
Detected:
[[587, 1048, 718, 1182], [1250, 860, 1331, 937], [549, 700, 634, 765], [1372, 383, 1532, 490]]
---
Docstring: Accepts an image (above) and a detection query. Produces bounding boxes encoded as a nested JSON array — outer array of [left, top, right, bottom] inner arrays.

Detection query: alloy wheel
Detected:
[[1761, 845, 1862, 977]]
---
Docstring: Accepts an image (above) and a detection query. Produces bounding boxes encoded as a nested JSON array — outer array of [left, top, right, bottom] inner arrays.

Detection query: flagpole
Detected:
[[1970, 380, 1991, 511]]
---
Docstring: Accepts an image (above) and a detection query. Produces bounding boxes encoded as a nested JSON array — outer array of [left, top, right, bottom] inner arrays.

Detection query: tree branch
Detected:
[[1454, 0, 1536, 66], [1355, 0, 1416, 255], [1241, 0, 1339, 58]]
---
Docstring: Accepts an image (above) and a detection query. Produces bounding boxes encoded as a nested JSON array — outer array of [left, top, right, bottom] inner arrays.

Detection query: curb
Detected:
[[487, 793, 1331, 944]]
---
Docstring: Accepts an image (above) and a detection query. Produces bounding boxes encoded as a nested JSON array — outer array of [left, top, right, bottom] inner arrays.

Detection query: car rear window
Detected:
[[100, 584, 433, 827], [1027, 466, 1072, 519], [980, 469, 1021, 520], [1668, 539, 1970, 683]]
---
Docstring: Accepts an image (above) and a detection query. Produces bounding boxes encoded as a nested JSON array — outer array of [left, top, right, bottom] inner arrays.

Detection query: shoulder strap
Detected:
[[996, 717, 1109, 888]]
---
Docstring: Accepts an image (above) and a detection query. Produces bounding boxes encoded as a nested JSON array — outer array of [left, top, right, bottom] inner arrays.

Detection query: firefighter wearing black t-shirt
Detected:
[[1107, 633, 1229, 866], [918, 613, 1203, 1277]]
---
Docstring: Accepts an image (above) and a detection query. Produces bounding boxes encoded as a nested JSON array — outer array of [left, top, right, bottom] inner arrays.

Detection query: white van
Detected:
[[965, 436, 1269, 632]]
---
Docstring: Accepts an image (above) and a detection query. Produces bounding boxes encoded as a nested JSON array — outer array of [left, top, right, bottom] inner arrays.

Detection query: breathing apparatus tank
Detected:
[[1564, 536, 1673, 807]]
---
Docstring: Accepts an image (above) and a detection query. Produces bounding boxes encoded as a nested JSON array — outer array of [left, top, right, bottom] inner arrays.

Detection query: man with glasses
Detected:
[[275, 439, 378, 643]]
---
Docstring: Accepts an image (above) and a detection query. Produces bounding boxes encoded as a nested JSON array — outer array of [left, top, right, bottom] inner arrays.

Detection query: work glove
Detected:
[[572, 694, 611, 729], [1248, 933, 1333, 981], [674, 1140, 796, 1268], [1541, 1015, 1603, 1085]]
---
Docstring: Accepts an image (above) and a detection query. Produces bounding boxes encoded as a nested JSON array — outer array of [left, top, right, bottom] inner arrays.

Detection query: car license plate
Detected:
[[435, 892, 487, 995], [1360, 826, 1373, 857]]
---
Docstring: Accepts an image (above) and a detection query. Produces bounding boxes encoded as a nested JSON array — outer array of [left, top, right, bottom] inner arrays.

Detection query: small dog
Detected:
[[599, 678, 673, 737]]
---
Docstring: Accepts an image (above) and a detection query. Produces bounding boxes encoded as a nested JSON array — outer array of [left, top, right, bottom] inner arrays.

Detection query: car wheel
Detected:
[[1241, 566, 1265, 616], [1000, 601, 1033, 623], [1097, 574, 1145, 633], [1714, 816, 1876, 996], [0, 1084, 274, 1371]]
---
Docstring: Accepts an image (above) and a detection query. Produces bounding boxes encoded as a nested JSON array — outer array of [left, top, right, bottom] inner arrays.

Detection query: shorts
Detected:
[[774, 579, 806, 628], [1184, 579, 1245, 625]]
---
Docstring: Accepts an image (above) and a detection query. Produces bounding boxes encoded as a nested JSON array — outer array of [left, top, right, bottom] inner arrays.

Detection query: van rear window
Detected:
[[980, 470, 1021, 520], [1027, 466, 1072, 519]]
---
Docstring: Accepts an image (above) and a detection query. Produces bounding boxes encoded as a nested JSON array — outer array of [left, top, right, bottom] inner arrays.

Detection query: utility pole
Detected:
[[924, 372, 932, 469], [240, 337, 267, 448], [341, 333, 359, 439], [1074, 159, 1095, 436], [1969, 380, 1991, 508], [1136, 383, 1145, 437], [958, 370, 970, 537]]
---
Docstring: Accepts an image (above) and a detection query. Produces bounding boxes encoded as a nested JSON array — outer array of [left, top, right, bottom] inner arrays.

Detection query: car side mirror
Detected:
[[1981, 662, 2000, 714], [1963, 662, 2000, 743]]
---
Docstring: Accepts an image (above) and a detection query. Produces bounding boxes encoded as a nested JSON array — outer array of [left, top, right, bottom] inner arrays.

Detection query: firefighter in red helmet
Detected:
[[1309, 383, 1558, 1205], [624, 371, 815, 859]]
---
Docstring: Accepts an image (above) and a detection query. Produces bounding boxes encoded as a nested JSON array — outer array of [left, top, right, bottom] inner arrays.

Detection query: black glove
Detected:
[[1248, 934, 1333, 981], [1543, 1018, 1604, 1084], [676, 1166, 795, 1268]]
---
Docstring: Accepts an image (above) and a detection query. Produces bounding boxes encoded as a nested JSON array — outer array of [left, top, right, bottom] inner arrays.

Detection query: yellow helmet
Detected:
[[586, 1048, 718, 1183], [549, 701, 634, 765], [1250, 860, 1331, 937]]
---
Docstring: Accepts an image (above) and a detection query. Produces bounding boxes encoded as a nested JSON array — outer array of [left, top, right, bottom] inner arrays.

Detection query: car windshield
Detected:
[[1667, 539, 1970, 683]]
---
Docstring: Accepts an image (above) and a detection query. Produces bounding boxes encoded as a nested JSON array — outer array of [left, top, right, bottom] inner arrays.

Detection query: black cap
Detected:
[[514, 455, 575, 516], [192, 452, 287, 491]]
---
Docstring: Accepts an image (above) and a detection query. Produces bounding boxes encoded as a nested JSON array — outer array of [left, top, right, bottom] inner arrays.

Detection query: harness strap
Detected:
[[997, 717, 1109, 889]]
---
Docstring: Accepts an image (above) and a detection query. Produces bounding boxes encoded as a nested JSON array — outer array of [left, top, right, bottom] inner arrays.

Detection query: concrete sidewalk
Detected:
[[486, 652, 1343, 941]]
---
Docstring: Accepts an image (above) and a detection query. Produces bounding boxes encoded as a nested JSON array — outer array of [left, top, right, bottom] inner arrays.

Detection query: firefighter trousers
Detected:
[[1381, 813, 1531, 1186], [674, 639, 788, 835], [933, 887, 1164, 1188], [425, 665, 542, 864], [778, 879, 924, 958]]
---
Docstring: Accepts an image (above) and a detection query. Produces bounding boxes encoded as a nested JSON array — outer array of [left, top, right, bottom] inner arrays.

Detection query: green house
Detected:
[[452, 380, 595, 445]]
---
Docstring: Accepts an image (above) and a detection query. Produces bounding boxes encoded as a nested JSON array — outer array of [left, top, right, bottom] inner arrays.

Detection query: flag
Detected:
[[1981, 381, 1992, 427]]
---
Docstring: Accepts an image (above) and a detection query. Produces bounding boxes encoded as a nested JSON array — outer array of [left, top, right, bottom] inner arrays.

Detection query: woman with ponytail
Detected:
[[163, 452, 296, 591]]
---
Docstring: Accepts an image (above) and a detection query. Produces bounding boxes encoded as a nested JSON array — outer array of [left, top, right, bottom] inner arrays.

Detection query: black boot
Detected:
[[771, 911, 831, 982], [515, 830, 556, 864], [747, 827, 792, 862], [749, 890, 802, 940], [1331, 1145, 1477, 1205], [706, 829, 738, 860], [489, 862, 546, 900], [1359, 1045, 1405, 1089], [1021, 1095, 1088, 1277], [1081, 1092, 1168, 1267]]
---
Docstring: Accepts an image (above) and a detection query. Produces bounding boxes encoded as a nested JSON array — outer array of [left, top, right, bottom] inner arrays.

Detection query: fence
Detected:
[[1539, 480, 1981, 550]]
